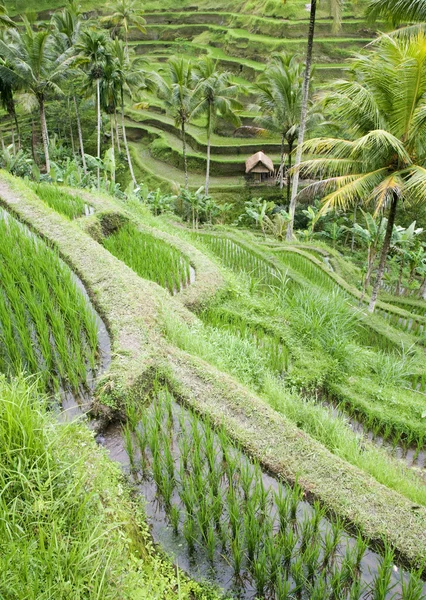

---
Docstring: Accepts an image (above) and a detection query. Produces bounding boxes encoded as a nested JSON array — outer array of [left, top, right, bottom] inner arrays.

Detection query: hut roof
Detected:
[[245, 151, 274, 174]]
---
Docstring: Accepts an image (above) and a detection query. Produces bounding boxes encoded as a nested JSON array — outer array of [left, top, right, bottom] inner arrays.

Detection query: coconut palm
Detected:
[[106, 38, 145, 188], [52, 1, 88, 174], [367, 0, 426, 26], [102, 0, 146, 53], [297, 33, 426, 313], [253, 53, 306, 201], [286, 0, 343, 241], [75, 29, 111, 188], [152, 57, 194, 189], [0, 19, 73, 173], [192, 57, 241, 195]]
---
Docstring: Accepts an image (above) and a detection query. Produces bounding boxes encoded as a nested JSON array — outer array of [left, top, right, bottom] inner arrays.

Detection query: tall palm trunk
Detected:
[[114, 107, 121, 153], [368, 193, 398, 313], [121, 94, 137, 187], [396, 253, 405, 296], [96, 78, 101, 190], [181, 120, 188, 190], [205, 111, 212, 195], [110, 115, 115, 184], [419, 276, 426, 300], [286, 139, 293, 205], [74, 95, 87, 175], [279, 133, 285, 190], [39, 95, 50, 174], [68, 98, 76, 159], [286, 0, 317, 241]]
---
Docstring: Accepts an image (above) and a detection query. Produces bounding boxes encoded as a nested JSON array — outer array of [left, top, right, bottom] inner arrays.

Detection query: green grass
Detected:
[[0, 376, 222, 600], [30, 182, 89, 220], [0, 211, 98, 392], [103, 221, 191, 294]]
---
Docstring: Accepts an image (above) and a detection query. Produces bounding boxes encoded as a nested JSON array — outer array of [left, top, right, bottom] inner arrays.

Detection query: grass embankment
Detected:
[[0, 212, 98, 392], [2, 173, 426, 571], [0, 376, 220, 600]]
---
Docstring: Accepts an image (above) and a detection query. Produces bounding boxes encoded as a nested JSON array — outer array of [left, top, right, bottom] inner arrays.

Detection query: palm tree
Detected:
[[152, 57, 194, 189], [367, 0, 426, 26], [297, 33, 426, 313], [192, 57, 241, 195], [0, 19, 73, 172], [106, 39, 145, 188], [102, 0, 146, 53], [253, 53, 306, 202], [286, 0, 342, 241], [75, 29, 111, 188], [53, 1, 88, 174]]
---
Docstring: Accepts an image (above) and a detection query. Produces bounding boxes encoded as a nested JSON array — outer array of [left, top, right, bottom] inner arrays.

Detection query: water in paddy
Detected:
[[99, 391, 426, 600]]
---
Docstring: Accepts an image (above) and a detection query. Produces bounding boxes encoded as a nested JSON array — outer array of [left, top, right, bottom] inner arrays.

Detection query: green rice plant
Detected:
[[275, 486, 291, 534], [170, 505, 180, 535], [230, 532, 244, 577], [266, 537, 281, 585], [302, 537, 321, 581], [309, 573, 328, 600], [349, 580, 364, 600], [31, 182, 88, 219], [290, 556, 306, 597], [123, 424, 136, 472], [104, 222, 191, 294], [279, 525, 297, 567], [183, 515, 196, 553], [275, 573, 292, 600], [371, 545, 396, 600], [400, 569, 425, 600], [244, 502, 259, 562], [253, 547, 268, 596], [204, 523, 216, 563]]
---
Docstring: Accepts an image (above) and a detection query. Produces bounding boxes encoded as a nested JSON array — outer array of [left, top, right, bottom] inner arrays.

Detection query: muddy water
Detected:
[[99, 399, 426, 600]]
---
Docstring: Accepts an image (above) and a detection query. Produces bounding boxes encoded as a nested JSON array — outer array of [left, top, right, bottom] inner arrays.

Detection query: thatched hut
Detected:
[[245, 151, 275, 183]]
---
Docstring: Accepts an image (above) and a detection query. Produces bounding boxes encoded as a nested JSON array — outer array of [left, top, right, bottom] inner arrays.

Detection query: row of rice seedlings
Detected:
[[0, 213, 99, 392], [103, 223, 191, 294], [196, 234, 293, 297], [274, 249, 338, 294], [125, 390, 425, 600], [200, 306, 290, 374], [375, 308, 425, 341], [31, 182, 89, 220]]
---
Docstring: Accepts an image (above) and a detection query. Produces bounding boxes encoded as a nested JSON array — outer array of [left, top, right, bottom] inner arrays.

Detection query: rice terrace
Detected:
[[2, 0, 426, 598]]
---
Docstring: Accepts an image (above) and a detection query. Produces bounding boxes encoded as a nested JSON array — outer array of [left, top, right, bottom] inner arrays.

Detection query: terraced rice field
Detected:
[[0, 210, 100, 393], [118, 0, 379, 192]]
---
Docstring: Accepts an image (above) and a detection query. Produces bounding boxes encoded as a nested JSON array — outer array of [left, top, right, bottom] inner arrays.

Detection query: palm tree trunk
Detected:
[[286, 0, 317, 241], [279, 133, 285, 190], [182, 121, 189, 190], [68, 98, 76, 159], [96, 78, 101, 190], [39, 96, 50, 174], [368, 193, 398, 313], [110, 115, 115, 184], [205, 128, 211, 195], [396, 255, 405, 296], [121, 97, 137, 187], [286, 140, 293, 205], [74, 96, 87, 176], [31, 119, 37, 162], [351, 205, 357, 252], [114, 107, 121, 153]]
